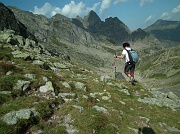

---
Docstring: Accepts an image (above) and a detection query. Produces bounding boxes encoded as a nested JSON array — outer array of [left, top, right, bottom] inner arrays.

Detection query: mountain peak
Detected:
[[83, 10, 102, 32], [84, 10, 101, 23]]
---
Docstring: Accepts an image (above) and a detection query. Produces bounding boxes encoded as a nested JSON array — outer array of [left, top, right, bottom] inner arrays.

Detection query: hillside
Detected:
[[144, 19, 180, 47], [137, 46, 180, 96], [0, 29, 180, 134]]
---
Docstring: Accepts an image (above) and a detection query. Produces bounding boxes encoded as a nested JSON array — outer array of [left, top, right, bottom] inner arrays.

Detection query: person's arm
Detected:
[[114, 54, 125, 59]]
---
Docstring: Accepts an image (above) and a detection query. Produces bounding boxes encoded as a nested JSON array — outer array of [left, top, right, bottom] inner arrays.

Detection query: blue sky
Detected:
[[1, 0, 180, 31]]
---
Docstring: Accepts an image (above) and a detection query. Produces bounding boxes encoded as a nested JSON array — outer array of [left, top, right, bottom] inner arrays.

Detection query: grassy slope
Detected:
[[137, 46, 180, 96], [0, 42, 179, 134]]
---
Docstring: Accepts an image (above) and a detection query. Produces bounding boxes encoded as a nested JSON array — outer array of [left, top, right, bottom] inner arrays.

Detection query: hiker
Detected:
[[114, 42, 137, 85]]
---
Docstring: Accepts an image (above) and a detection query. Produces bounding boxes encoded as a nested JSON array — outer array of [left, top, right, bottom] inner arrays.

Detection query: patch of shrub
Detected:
[[16, 117, 39, 134], [0, 47, 13, 60], [0, 120, 16, 134], [0, 94, 11, 104], [35, 102, 53, 120], [0, 62, 20, 75], [91, 113, 109, 134], [0, 75, 16, 91]]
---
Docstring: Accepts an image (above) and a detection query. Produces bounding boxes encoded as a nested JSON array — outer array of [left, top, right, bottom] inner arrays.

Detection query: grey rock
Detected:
[[167, 91, 179, 101], [118, 89, 130, 95], [32, 130, 44, 134], [12, 50, 34, 60], [6, 71, 13, 75], [72, 105, 84, 113], [39, 81, 54, 93], [0, 91, 11, 95], [92, 105, 109, 114], [13, 80, 31, 91], [58, 93, 76, 98], [1, 109, 37, 125], [74, 82, 86, 91], [62, 82, 71, 89], [32, 60, 44, 65], [100, 75, 111, 83], [24, 74, 36, 80], [168, 127, 180, 133]]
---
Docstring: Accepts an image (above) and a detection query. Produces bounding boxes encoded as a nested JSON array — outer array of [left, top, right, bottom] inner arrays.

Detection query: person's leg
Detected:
[[129, 64, 135, 78], [129, 64, 135, 85], [124, 63, 131, 77], [124, 63, 132, 82]]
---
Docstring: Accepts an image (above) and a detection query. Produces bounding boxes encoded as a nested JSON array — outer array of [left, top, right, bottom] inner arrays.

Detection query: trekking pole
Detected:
[[114, 51, 117, 81]]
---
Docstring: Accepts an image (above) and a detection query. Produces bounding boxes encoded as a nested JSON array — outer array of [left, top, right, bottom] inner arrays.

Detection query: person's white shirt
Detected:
[[122, 47, 131, 62]]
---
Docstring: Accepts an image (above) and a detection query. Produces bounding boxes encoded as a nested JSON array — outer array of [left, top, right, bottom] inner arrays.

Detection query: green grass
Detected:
[[149, 73, 167, 79], [0, 42, 179, 134], [0, 44, 13, 60]]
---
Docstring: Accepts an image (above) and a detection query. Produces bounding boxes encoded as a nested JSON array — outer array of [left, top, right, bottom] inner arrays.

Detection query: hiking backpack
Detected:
[[125, 49, 139, 64]]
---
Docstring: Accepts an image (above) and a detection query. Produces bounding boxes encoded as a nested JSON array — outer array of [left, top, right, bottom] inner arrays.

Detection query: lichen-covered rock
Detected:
[[39, 81, 54, 93], [92, 105, 109, 114], [100, 75, 111, 83], [74, 82, 86, 91], [1, 109, 37, 125], [13, 80, 31, 91]]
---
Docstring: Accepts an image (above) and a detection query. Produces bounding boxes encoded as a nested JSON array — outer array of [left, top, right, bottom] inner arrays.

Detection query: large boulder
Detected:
[[1, 109, 37, 125]]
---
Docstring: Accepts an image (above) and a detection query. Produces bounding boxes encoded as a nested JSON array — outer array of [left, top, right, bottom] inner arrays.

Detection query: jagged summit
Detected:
[[84, 10, 101, 22], [82, 10, 102, 32]]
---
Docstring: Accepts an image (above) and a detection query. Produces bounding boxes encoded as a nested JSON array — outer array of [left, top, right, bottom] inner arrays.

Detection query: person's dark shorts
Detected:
[[124, 62, 135, 77]]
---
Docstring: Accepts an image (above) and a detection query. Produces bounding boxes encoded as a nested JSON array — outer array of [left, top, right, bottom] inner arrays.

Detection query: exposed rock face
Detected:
[[0, 3, 20, 34], [0, 3, 36, 41], [83, 10, 102, 33], [101, 17, 131, 44]]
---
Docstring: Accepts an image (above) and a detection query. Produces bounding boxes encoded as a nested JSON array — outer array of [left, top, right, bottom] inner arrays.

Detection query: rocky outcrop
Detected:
[[138, 91, 180, 110], [100, 17, 131, 44], [83, 10, 102, 33], [0, 3, 36, 41], [1, 109, 37, 125]]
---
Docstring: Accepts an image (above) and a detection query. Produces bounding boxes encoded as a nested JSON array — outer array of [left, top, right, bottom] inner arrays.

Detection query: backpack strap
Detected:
[[125, 48, 133, 64]]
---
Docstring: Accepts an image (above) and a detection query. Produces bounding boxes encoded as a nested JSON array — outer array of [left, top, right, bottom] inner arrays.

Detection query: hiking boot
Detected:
[[130, 77, 135, 86]]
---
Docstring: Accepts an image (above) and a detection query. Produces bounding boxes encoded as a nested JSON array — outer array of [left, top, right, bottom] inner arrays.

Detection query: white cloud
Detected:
[[145, 15, 154, 23], [172, 5, 180, 14], [113, 0, 128, 5], [33, 3, 54, 16], [33, 1, 100, 18], [158, 5, 180, 21], [59, 1, 85, 18], [140, 0, 153, 7], [160, 12, 170, 20], [86, 2, 101, 13], [100, 0, 111, 14]]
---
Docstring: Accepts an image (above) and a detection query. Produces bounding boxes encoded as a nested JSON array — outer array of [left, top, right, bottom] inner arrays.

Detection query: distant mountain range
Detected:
[[0, 2, 179, 47]]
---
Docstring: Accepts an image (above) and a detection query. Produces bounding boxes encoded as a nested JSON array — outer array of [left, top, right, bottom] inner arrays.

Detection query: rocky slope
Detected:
[[0, 29, 180, 134]]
